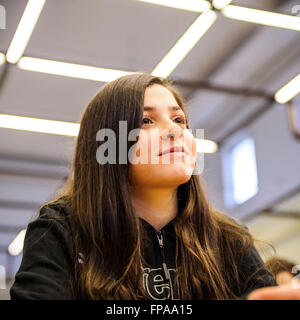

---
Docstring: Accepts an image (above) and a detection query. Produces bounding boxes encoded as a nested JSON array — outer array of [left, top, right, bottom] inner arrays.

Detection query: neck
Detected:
[[130, 187, 178, 231]]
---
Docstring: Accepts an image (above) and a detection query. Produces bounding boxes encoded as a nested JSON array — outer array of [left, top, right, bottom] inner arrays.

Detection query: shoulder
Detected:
[[214, 212, 277, 296], [39, 199, 71, 219], [24, 199, 74, 253], [214, 211, 255, 263], [34, 200, 72, 232], [10, 199, 76, 299]]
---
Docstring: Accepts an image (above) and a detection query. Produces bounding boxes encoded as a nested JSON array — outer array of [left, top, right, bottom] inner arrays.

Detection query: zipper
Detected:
[[156, 230, 171, 283]]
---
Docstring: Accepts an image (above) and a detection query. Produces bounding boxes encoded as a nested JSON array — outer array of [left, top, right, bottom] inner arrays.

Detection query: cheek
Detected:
[[129, 130, 159, 164], [183, 129, 196, 156]]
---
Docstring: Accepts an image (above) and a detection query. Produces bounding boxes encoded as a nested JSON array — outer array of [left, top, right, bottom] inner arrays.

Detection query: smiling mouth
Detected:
[[158, 146, 188, 156], [159, 151, 186, 156]]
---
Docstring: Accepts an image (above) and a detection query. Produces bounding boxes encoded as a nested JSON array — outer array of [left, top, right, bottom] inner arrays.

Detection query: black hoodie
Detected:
[[10, 201, 277, 300]]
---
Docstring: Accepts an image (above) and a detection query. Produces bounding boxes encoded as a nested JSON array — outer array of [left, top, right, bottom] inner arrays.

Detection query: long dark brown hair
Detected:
[[46, 73, 256, 299]]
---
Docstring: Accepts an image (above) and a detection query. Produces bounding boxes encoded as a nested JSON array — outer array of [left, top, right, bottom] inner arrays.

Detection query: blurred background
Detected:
[[0, 0, 299, 299]]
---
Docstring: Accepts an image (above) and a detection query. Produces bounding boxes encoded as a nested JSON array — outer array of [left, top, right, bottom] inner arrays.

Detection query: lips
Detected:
[[158, 146, 187, 156]]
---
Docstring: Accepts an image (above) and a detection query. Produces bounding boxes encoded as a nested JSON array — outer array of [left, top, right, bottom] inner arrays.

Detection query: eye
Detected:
[[174, 116, 186, 124], [142, 117, 153, 125]]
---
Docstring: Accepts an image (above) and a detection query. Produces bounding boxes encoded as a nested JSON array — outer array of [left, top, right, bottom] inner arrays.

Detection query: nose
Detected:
[[160, 123, 183, 141]]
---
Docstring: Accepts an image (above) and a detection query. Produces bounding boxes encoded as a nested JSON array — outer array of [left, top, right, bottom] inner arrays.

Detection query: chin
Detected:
[[129, 162, 195, 188], [158, 164, 194, 185]]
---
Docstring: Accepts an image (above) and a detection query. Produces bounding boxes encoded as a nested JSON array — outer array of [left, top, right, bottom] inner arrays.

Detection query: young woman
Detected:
[[10, 73, 277, 300]]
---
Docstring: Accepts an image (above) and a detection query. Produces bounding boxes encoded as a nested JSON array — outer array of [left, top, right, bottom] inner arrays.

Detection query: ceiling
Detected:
[[1, 0, 299, 163], [0, 0, 299, 285]]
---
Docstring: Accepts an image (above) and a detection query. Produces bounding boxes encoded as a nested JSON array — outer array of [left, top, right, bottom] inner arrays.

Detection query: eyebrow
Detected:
[[143, 105, 181, 112]]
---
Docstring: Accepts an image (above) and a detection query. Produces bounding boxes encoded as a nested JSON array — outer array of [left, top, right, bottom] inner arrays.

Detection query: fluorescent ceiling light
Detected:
[[0, 114, 80, 136], [136, 0, 211, 13], [8, 229, 27, 256], [151, 10, 217, 78], [18, 57, 134, 82], [222, 5, 300, 31], [0, 52, 6, 65], [274, 74, 300, 104], [212, 0, 232, 10], [6, 0, 46, 64], [196, 138, 218, 153]]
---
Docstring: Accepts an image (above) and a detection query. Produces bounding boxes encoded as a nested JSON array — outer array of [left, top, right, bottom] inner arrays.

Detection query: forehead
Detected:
[[143, 84, 179, 109]]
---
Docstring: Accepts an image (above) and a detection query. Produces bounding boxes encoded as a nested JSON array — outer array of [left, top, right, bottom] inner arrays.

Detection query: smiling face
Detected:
[[128, 84, 196, 188]]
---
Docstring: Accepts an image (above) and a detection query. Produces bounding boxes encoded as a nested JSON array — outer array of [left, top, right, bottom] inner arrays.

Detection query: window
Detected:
[[222, 132, 259, 208]]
